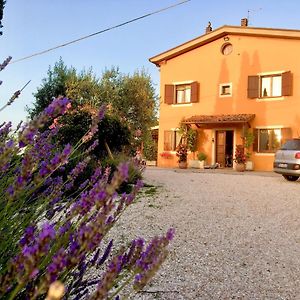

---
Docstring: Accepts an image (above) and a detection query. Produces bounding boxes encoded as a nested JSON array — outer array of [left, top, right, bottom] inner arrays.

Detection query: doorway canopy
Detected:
[[182, 114, 255, 128]]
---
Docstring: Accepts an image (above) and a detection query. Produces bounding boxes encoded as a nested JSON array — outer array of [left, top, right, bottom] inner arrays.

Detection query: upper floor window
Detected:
[[176, 84, 191, 103], [248, 71, 292, 99], [164, 81, 199, 104], [261, 75, 281, 97], [253, 128, 292, 153], [219, 83, 232, 97]]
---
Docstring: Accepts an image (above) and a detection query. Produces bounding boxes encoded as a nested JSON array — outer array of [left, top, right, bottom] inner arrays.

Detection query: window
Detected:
[[219, 83, 232, 97], [248, 71, 292, 99], [176, 84, 191, 103], [221, 43, 233, 56], [164, 130, 182, 151], [261, 75, 282, 97], [164, 81, 199, 104], [253, 128, 292, 153]]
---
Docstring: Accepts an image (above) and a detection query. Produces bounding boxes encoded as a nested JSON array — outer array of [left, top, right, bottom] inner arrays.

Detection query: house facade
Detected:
[[149, 20, 300, 171]]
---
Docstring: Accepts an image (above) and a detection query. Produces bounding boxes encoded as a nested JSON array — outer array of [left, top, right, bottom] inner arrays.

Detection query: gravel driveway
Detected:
[[114, 168, 300, 299]]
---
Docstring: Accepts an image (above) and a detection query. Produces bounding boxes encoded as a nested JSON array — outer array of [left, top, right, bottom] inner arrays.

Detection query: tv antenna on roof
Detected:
[[247, 8, 262, 25]]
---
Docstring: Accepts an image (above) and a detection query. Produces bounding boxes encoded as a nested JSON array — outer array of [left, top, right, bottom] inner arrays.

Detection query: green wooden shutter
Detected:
[[191, 81, 199, 103], [247, 76, 259, 99], [282, 71, 292, 96], [164, 85, 174, 104]]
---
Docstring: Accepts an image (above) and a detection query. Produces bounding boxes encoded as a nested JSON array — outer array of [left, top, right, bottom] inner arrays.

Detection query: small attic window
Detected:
[[221, 43, 233, 55]]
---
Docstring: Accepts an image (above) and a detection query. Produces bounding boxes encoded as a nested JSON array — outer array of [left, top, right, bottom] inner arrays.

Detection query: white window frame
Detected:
[[171, 80, 194, 105], [219, 82, 232, 97], [257, 71, 285, 100]]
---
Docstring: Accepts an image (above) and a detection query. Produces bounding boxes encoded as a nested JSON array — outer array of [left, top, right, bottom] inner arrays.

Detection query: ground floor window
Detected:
[[256, 128, 282, 152], [164, 130, 182, 151]]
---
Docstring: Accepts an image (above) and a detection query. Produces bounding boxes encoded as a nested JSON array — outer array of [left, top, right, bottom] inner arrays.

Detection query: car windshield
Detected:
[[280, 139, 300, 150]]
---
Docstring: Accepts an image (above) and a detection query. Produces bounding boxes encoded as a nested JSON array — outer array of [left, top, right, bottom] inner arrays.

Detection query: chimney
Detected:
[[241, 18, 248, 27], [205, 22, 212, 34]]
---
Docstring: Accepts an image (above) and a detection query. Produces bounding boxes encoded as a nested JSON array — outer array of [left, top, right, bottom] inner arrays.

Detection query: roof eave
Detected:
[[149, 25, 300, 66]]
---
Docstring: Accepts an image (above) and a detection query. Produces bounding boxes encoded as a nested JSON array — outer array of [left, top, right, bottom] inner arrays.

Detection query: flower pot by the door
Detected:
[[178, 161, 188, 169], [235, 163, 245, 172], [245, 160, 254, 171]]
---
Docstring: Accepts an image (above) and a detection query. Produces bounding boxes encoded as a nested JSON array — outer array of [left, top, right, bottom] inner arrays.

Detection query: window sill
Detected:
[[219, 94, 232, 98], [254, 152, 275, 156], [256, 96, 284, 102], [171, 103, 193, 107]]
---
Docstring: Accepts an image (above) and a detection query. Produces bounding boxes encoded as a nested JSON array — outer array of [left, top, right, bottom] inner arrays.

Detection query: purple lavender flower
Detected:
[[59, 221, 71, 235], [7, 90, 21, 105], [91, 167, 102, 184], [38, 223, 56, 240], [47, 248, 67, 283], [166, 228, 175, 241], [0, 121, 12, 137], [19, 226, 36, 247], [117, 162, 129, 181], [98, 105, 106, 121], [0, 56, 12, 71], [97, 240, 113, 267], [6, 139, 14, 148], [44, 97, 71, 118], [86, 140, 99, 153]]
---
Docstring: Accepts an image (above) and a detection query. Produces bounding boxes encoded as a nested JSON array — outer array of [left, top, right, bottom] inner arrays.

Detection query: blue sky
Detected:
[[1, 0, 300, 125]]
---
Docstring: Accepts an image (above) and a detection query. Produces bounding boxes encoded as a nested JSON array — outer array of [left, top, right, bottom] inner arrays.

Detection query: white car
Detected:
[[273, 139, 300, 181]]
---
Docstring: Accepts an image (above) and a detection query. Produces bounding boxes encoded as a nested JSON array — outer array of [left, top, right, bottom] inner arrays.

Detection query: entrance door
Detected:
[[216, 131, 226, 167], [216, 130, 234, 168]]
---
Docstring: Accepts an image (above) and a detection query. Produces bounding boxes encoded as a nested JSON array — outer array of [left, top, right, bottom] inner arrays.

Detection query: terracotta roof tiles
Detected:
[[184, 114, 255, 124]]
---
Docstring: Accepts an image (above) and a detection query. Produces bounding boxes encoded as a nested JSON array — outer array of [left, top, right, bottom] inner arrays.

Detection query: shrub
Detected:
[[197, 152, 207, 161], [176, 144, 188, 163], [143, 134, 157, 161], [0, 97, 173, 299], [233, 145, 246, 164]]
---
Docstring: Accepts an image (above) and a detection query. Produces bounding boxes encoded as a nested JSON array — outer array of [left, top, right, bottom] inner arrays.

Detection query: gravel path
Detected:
[[113, 168, 300, 300]]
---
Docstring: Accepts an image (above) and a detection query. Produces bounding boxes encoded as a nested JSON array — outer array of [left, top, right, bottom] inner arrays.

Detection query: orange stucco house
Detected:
[[149, 19, 300, 171]]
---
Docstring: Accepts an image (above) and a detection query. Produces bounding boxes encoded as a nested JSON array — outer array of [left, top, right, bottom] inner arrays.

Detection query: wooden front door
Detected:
[[216, 131, 226, 167]]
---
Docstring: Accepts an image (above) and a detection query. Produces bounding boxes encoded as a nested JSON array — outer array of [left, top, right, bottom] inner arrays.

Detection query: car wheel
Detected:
[[283, 175, 299, 181]]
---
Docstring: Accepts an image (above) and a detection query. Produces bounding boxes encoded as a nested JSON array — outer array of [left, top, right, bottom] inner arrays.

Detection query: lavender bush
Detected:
[[0, 59, 174, 299]]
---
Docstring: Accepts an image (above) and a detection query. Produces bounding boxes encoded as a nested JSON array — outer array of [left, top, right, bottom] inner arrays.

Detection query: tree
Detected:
[[28, 60, 158, 154], [27, 58, 74, 118], [98, 68, 158, 147], [27, 59, 101, 118]]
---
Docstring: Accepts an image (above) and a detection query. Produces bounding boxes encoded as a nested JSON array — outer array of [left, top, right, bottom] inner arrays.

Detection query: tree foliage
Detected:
[[28, 60, 158, 152], [99, 67, 158, 140], [27, 58, 101, 118], [54, 106, 131, 159]]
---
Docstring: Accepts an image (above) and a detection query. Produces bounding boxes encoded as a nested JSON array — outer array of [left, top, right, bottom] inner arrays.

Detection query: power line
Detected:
[[11, 0, 191, 64]]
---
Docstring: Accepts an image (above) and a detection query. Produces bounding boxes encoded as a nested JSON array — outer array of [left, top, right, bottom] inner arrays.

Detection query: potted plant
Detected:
[[244, 130, 255, 171], [176, 143, 188, 169], [233, 145, 246, 172], [197, 152, 207, 169]]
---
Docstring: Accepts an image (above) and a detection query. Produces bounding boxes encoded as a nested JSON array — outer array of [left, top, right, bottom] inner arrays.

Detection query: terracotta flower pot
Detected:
[[235, 163, 245, 172], [178, 161, 188, 169]]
